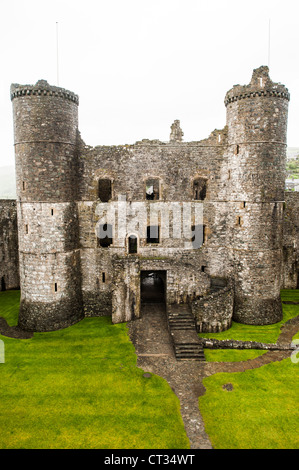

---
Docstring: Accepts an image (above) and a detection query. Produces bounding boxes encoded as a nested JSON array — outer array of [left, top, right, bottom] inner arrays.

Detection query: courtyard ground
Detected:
[[0, 289, 298, 449]]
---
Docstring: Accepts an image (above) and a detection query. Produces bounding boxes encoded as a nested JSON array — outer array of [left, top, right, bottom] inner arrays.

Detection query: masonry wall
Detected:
[[191, 281, 234, 333], [282, 191, 299, 288], [0, 200, 19, 291], [77, 129, 234, 320]]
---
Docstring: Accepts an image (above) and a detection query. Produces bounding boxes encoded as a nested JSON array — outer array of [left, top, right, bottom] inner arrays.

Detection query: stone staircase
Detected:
[[168, 306, 196, 330], [168, 304, 205, 362]]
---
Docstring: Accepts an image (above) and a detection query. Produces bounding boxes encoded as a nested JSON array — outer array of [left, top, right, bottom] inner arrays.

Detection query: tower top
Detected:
[[224, 66, 290, 107], [10, 80, 79, 105]]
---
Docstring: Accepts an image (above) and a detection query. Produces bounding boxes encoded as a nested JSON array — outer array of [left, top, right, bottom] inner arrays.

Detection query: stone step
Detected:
[[170, 325, 195, 330], [175, 347, 204, 353], [174, 343, 205, 361], [168, 315, 194, 320], [168, 304, 205, 362], [169, 316, 194, 320], [169, 319, 195, 324]]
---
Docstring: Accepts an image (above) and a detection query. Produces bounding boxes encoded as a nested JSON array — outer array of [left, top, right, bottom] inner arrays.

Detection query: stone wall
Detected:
[[282, 191, 299, 288], [0, 200, 19, 291], [111, 255, 211, 324]]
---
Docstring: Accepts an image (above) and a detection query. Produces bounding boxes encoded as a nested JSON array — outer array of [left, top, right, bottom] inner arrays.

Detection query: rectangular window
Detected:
[[54, 283, 58, 292], [22, 181, 26, 191], [193, 178, 207, 200], [25, 224, 28, 234], [147, 226, 160, 244], [191, 225, 205, 249], [51, 208, 54, 216], [98, 223, 113, 248], [102, 272, 106, 283], [98, 179, 112, 202], [146, 179, 160, 200]]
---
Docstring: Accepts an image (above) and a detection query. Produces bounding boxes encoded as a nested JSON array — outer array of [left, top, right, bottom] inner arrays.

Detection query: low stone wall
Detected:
[[191, 280, 234, 333], [199, 338, 296, 351]]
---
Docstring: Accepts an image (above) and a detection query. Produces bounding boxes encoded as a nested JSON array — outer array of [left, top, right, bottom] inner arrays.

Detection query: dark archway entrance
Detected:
[[140, 271, 166, 304], [1, 277, 6, 292]]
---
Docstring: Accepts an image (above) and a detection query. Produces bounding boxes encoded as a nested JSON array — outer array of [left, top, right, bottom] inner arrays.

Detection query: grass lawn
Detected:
[[198, 290, 299, 449], [281, 289, 299, 302], [0, 291, 189, 449], [198, 359, 299, 449]]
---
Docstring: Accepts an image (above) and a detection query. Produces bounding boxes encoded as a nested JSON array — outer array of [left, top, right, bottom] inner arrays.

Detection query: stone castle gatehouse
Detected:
[[5, 66, 298, 337]]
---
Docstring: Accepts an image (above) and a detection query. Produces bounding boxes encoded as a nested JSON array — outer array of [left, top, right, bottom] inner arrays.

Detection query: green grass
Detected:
[[199, 359, 299, 449], [199, 305, 297, 344], [199, 289, 299, 449], [0, 291, 189, 449], [281, 289, 299, 302], [0, 290, 20, 326], [204, 349, 266, 362]]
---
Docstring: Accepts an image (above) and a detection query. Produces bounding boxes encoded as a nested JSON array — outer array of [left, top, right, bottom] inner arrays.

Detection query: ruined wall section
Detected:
[[0, 200, 19, 291], [192, 281, 234, 333], [11, 81, 83, 331], [282, 191, 299, 288]]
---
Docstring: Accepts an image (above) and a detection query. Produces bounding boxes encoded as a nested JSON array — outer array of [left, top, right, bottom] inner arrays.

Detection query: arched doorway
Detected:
[[128, 235, 138, 254], [140, 271, 166, 304]]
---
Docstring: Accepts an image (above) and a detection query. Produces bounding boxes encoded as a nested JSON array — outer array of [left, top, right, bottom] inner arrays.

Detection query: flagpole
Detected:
[[268, 19, 271, 70], [56, 22, 59, 86]]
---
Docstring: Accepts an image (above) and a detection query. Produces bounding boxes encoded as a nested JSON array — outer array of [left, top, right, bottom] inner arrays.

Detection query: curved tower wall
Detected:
[[11, 80, 83, 331], [225, 66, 289, 324]]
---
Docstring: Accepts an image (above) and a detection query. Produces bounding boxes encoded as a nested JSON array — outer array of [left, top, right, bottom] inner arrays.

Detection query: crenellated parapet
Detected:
[[10, 80, 79, 105], [224, 66, 290, 106]]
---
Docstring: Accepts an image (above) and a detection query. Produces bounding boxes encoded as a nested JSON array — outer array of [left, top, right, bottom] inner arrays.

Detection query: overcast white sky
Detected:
[[1, 0, 299, 168]]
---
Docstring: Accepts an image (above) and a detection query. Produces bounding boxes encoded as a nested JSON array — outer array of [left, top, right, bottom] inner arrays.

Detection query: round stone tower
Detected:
[[11, 80, 83, 331], [225, 66, 290, 324]]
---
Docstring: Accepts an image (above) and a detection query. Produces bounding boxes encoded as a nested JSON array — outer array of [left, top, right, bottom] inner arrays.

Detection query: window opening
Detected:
[[98, 223, 113, 248], [128, 235, 138, 254], [191, 225, 205, 248], [98, 179, 112, 202], [193, 178, 207, 200], [146, 178, 160, 200], [147, 226, 160, 244]]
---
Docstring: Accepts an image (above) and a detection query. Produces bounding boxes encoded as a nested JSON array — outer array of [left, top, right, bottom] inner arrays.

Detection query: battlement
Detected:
[[224, 66, 290, 106], [10, 80, 79, 105]]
